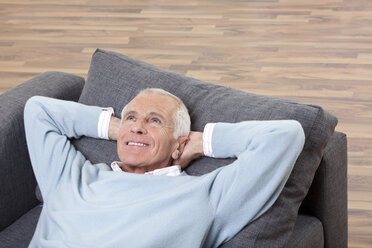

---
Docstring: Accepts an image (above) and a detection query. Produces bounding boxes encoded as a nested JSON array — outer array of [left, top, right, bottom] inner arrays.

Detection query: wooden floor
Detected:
[[1, 0, 371, 246]]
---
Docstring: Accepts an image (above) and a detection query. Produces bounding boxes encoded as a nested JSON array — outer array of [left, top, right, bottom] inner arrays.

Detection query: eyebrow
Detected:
[[148, 112, 166, 121], [123, 110, 137, 118], [123, 110, 167, 123]]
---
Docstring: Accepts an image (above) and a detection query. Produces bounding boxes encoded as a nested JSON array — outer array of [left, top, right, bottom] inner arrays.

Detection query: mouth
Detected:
[[126, 142, 149, 147]]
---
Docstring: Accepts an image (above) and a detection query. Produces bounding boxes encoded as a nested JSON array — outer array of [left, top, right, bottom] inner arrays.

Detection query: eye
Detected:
[[126, 115, 135, 121], [151, 118, 161, 124]]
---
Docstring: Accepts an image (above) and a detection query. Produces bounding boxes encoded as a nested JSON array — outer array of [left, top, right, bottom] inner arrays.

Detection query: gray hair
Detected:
[[121, 88, 191, 139]]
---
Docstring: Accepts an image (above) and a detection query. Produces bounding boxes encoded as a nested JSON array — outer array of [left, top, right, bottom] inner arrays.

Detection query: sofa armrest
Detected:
[[300, 131, 348, 248], [0, 71, 85, 231]]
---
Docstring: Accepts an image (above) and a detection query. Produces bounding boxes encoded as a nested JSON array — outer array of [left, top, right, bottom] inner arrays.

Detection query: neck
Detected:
[[118, 161, 173, 174]]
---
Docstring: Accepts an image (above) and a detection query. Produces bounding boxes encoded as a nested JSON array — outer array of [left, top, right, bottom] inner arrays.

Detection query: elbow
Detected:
[[25, 95, 42, 109], [24, 96, 45, 122], [25, 96, 39, 113], [284, 120, 306, 150]]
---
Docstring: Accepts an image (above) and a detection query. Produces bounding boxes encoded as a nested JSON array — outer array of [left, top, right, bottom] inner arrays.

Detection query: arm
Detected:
[[24, 96, 111, 201], [194, 120, 305, 245]]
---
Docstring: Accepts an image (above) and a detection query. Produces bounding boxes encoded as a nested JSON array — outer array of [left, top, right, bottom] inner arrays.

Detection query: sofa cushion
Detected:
[[0, 204, 42, 248], [73, 49, 337, 247], [287, 214, 324, 248]]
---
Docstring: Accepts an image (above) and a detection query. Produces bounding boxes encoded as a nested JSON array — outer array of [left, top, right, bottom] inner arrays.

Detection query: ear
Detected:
[[171, 136, 188, 160]]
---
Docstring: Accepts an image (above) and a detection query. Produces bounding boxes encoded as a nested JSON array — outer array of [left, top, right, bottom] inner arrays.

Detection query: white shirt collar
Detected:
[[110, 161, 182, 176]]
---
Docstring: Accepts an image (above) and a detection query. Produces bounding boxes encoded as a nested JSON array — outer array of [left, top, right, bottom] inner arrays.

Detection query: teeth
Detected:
[[127, 142, 148, 147]]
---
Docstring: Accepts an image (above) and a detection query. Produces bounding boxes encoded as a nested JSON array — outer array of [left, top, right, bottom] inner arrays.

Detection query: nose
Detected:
[[130, 120, 147, 135]]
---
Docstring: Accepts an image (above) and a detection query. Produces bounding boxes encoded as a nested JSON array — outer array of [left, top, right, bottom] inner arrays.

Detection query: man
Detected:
[[24, 88, 305, 248]]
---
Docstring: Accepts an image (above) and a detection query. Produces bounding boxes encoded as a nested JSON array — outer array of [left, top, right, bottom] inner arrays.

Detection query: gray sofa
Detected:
[[0, 49, 347, 248]]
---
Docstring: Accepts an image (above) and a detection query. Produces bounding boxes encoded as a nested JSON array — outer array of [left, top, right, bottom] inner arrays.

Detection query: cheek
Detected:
[[153, 128, 171, 141], [154, 130, 176, 151], [117, 128, 128, 149], [118, 126, 129, 140]]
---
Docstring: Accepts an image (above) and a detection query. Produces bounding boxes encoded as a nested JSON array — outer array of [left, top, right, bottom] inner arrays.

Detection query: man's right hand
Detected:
[[174, 131, 204, 170]]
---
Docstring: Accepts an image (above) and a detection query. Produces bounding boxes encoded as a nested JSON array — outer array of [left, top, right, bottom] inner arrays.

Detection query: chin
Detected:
[[120, 158, 144, 168]]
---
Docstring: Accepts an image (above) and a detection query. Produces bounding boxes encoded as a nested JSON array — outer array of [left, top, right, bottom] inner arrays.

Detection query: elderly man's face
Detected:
[[117, 92, 185, 173]]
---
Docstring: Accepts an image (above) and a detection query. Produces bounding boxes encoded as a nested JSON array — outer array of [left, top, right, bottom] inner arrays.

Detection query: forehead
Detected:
[[125, 92, 179, 117]]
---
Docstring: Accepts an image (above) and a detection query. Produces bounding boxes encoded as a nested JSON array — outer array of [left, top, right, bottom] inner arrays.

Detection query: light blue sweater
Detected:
[[24, 96, 305, 248]]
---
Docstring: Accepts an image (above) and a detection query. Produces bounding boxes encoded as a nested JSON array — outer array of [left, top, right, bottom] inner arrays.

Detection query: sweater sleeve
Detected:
[[24, 96, 105, 201], [206, 120, 305, 244]]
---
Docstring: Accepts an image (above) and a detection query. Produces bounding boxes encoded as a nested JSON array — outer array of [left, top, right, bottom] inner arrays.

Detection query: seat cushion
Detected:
[[73, 49, 337, 247], [287, 214, 324, 248], [0, 204, 42, 248]]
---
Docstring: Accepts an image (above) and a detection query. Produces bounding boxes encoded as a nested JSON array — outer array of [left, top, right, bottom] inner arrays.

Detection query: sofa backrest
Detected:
[[73, 49, 337, 247]]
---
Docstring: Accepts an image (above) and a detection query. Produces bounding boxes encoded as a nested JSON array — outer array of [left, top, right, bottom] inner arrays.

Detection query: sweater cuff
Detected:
[[203, 123, 216, 157], [97, 107, 114, 140]]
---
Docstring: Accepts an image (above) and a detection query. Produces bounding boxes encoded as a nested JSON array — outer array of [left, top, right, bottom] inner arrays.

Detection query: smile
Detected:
[[127, 142, 149, 147]]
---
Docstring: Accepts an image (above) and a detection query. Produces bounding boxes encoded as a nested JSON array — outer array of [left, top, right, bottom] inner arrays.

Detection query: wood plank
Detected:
[[1, 0, 371, 247]]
